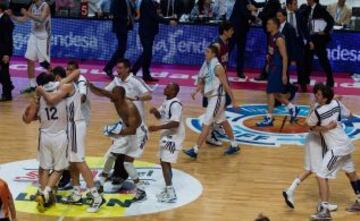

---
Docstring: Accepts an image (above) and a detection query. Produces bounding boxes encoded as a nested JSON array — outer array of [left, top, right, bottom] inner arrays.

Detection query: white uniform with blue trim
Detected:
[[37, 83, 68, 171], [307, 100, 355, 179], [158, 97, 185, 163], [76, 75, 91, 126], [66, 83, 87, 162], [25, 1, 51, 63], [197, 58, 226, 126]]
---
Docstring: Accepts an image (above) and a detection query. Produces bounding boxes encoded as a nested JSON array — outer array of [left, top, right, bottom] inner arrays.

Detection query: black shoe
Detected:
[[255, 74, 267, 81], [274, 100, 282, 107], [58, 170, 72, 190], [238, 72, 246, 79], [288, 84, 298, 101], [0, 97, 12, 102], [143, 76, 159, 82]]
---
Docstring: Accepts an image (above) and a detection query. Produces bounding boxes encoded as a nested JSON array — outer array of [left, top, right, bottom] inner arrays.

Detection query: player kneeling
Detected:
[[148, 83, 185, 203], [23, 73, 68, 212]]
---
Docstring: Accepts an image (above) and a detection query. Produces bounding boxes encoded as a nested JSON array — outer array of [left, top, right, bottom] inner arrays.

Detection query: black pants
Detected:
[[229, 31, 248, 76], [0, 59, 13, 98], [303, 39, 334, 87], [104, 31, 128, 72], [293, 38, 306, 85], [0, 218, 10, 221], [111, 154, 129, 180], [132, 34, 155, 79]]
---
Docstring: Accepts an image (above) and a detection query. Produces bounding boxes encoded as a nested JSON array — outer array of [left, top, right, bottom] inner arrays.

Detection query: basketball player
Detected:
[[89, 84, 148, 202], [256, 18, 299, 127], [8, 0, 51, 93], [148, 82, 184, 203], [36, 67, 104, 213], [23, 72, 68, 212], [57, 61, 92, 190], [0, 179, 17, 221], [205, 21, 234, 147], [183, 45, 239, 159], [99, 58, 151, 190], [306, 84, 360, 220]]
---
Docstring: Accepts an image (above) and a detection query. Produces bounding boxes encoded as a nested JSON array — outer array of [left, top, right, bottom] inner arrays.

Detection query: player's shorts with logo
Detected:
[[203, 94, 226, 126], [38, 130, 68, 171], [159, 135, 184, 163], [108, 124, 148, 159], [25, 33, 50, 63], [68, 120, 87, 163], [317, 149, 355, 179]]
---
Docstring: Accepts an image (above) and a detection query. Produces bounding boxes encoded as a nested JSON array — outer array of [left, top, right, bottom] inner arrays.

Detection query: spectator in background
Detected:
[[131, 0, 177, 82], [190, 0, 215, 19], [229, 0, 264, 79], [214, 0, 226, 20], [0, 3, 15, 102], [327, 0, 352, 26], [160, 0, 185, 18], [286, 0, 308, 92], [103, 0, 135, 78], [0, 178, 17, 221], [303, 0, 335, 88], [255, 0, 282, 81]]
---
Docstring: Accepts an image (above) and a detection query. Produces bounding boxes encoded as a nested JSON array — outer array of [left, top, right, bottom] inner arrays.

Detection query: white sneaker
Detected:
[[62, 191, 82, 204], [87, 196, 105, 213], [158, 192, 177, 203], [318, 203, 338, 212], [282, 190, 295, 208], [156, 188, 167, 199]]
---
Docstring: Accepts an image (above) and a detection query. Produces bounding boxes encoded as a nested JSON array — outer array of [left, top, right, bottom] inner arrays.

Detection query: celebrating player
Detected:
[[89, 84, 148, 202], [148, 83, 185, 203]]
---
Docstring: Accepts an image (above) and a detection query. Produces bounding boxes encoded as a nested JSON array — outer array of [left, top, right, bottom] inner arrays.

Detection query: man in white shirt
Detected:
[[148, 82, 185, 203], [306, 84, 360, 220]]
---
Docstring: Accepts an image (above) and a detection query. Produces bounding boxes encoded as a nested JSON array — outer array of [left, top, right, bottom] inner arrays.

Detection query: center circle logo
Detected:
[[186, 104, 360, 147], [0, 157, 203, 218]]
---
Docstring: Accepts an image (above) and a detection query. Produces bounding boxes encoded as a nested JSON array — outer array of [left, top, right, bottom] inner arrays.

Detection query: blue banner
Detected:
[[13, 18, 360, 73]]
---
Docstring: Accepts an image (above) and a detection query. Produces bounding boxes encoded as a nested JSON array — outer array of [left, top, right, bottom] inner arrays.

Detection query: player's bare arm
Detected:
[[149, 107, 161, 119], [22, 3, 50, 23], [149, 121, 180, 132], [22, 97, 40, 124], [215, 65, 237, 108], [36, 84, 72, 106], [6, 8, 29, 23], [60, 69, 81, 85]]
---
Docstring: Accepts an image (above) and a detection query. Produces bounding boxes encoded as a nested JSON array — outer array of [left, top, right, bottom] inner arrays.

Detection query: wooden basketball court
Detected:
[[1, 84, 359, 221]]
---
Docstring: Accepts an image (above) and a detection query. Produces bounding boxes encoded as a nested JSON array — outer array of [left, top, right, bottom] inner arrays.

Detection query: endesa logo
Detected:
[[186, 104, 360, 147], [327, 45, 360, 62]]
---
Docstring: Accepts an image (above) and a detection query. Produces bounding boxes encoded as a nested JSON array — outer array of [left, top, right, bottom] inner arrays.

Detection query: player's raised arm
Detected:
[[23, 3, 50, 23], [88, 82, 114, 99], [36, 84, 72, 106], [7, 8, 29, 23], [60, 69, 81, 85]]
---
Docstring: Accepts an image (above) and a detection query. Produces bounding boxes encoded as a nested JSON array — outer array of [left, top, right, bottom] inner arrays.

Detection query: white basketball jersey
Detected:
[[67, 83, 85, 123], [308, 99, 353, 156], [105, 74, 151, 121], [38, 91, 67, 134], [31, 1, 51, 39], [158, 97, 185, 142]]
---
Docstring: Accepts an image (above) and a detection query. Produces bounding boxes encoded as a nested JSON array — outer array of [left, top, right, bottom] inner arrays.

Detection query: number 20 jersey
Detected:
[[38, 91, 68, 134]]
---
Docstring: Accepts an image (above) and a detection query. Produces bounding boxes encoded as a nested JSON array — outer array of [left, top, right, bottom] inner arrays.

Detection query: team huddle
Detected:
[[22, 58, 189, 213]]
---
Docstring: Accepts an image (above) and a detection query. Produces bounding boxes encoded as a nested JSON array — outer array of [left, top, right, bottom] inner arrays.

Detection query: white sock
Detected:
[[287, 103, 295, 110], [267, 113, 272, 119], [89, 187, 100, 198], [73, 185, 81, 194], [167, 185, 175, 196], [103, 153, 116, 175], [44, 186, 51, 201], [288, 177, 301, 192], [193, 145, 199, 153], [230, 140, 237, 147], [29, 78, 37, 87]]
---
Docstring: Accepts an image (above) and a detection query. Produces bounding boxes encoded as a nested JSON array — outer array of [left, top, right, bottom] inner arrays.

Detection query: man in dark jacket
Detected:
[[103, 0, 136, 78], [229, 0, 265, 79], [302, 0, 335, 89], [0, 3, 14, 101], [131, 0, 176, 82]]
